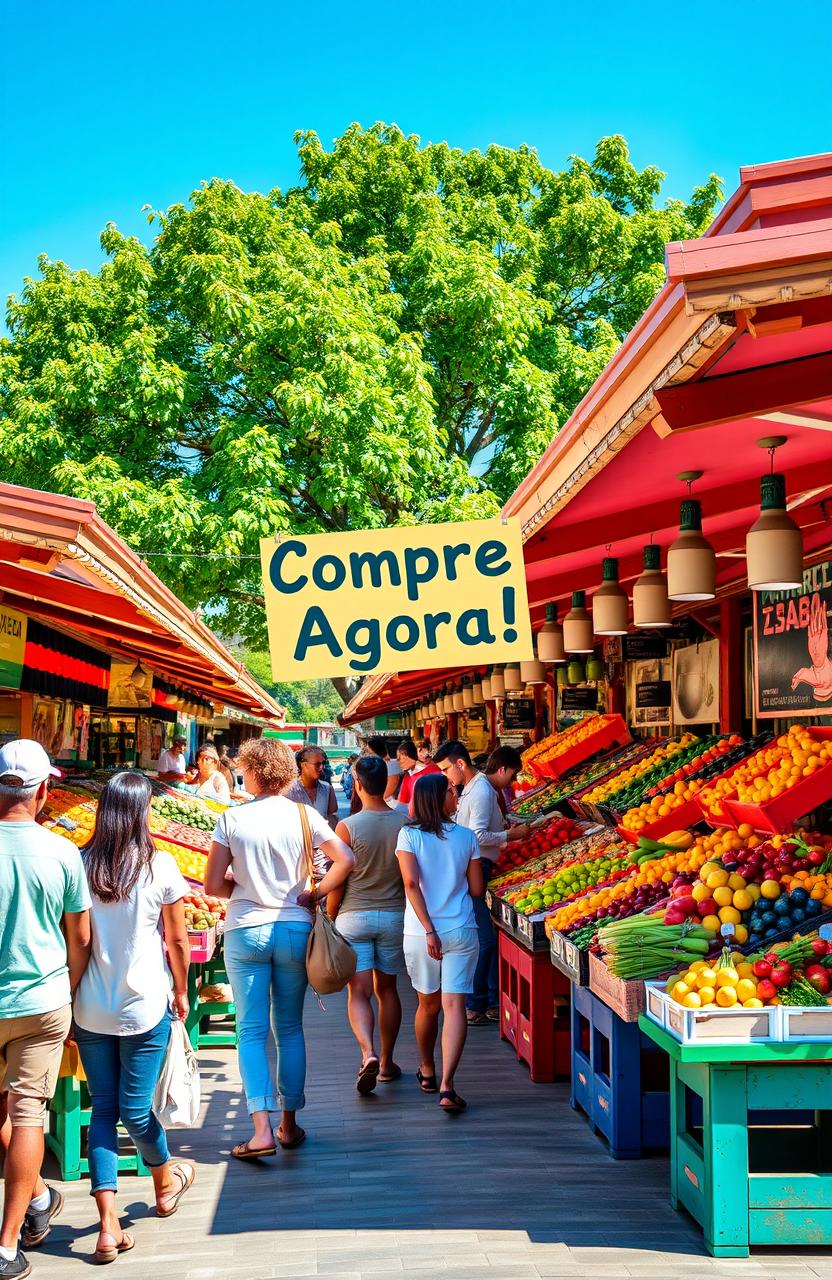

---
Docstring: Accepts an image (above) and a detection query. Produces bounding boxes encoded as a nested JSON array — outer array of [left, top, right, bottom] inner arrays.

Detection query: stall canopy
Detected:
[[0, 483, 285, 723], [341, 152, 832, 725]]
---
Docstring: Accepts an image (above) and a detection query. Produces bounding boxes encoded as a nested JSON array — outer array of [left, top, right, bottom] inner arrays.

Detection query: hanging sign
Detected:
[[560, 687, 598, 712], [260, 518, 533, 680], [636, 680, 671, 709], [502, 698, 536, 729], [0, 607, 27, 690], [753, 561, 832, 718], [623, 636, 668, 661]]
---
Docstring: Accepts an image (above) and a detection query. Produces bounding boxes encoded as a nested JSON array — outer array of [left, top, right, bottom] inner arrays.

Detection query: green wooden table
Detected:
[[639, 1016, 832, 1257]]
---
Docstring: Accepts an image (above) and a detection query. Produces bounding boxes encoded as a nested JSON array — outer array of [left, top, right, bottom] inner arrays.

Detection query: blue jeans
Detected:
[[467, 858, 499, 1013], [224, 920, 311, 1114], [75, 1012, 171, 1193]]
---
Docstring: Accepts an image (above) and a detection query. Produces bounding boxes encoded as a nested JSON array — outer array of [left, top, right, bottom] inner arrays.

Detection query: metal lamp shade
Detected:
[[462, 682, 474, 709], [503, 663, 523, 692], [472, 680, 484, 704], [563, 590, 594, 653], [428, 700, 437, 718], [633, 544, 672, 627], [453, 688, 464, 712], [667, 499, 715, 601], [746, 474, 803, 591], [520, 658, 546, 684], [481, 673, 492, 700], [537, 602, 566, 663], [592, 558, 629, 636], [490, 667, 507, 697]]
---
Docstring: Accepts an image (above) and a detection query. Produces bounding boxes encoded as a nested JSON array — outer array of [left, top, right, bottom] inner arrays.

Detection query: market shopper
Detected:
[[205, 738, 354, 1158], [365, 736, 402, 804], [0, 740, 91, 1280], [283, 746, 338, 831], [396, 773, 483, 1114], [329, 755, 406, 1093], [433, 741, 528, 1026], [396, 739, 441, 811], [484, 745, 526, 818], [74, 772, 195, 1263], [156, 735, 188, 784], [192, 744, 231, 804]]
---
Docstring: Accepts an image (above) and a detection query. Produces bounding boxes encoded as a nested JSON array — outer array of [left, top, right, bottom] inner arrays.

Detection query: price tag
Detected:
[[501, 902, 513, 927], [518, 916, 532, 942], [820, 925, 832, 940], [485, 890, 493, 910]]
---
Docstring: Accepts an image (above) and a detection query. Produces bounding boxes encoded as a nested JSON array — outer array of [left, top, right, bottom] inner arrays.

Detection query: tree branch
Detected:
[[465, 402, 497, 461]]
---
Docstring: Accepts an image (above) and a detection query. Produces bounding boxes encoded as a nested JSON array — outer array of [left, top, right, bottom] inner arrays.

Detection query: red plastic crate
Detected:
[[498, 930, 570, 1081], [530, 715, 631, 782], [616, 797, 704, 845], [718, 727, 832, 834]]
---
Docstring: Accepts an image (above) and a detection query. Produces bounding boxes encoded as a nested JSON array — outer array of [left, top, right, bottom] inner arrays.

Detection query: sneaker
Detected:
[[0, 1251, 31, 1279], [23, 1185, 64, 1248]]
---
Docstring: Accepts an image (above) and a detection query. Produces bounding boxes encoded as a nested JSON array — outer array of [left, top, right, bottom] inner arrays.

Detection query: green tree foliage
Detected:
[[232, 648, 344, 723], [0, 125, 722, 646]]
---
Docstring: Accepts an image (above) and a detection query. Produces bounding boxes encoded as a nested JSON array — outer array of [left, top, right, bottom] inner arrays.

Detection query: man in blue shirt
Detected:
[[0, 740, 91, 1279]]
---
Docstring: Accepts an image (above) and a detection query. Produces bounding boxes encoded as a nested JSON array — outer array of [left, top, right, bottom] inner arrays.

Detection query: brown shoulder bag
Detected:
[[296, 802, 357, 995]]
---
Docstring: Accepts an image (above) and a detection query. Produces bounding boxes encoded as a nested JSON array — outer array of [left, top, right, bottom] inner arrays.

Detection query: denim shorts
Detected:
[[403, 926, 480, 995], [336, 909, 405, 975]]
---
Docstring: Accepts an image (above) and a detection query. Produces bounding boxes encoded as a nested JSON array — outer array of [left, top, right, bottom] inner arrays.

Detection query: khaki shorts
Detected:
[[0, 1006, 72, 1126]]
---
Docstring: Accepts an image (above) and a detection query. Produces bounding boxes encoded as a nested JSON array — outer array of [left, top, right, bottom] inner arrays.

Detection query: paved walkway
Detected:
[[30, 983, 832, 1280]]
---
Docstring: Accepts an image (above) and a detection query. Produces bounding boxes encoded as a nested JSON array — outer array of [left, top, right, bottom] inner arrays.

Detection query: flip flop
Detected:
[[416, 1068, 438, 1093], [356, 1058, 380, 1095], [230, 1139, 277, 1161], [277, 1127, 306, 1150], [94, 1231, 135, 1264], [156, 1162, 196, 1216], [378, 1064, 402, 1083], [439, 1090, 467, 1114]]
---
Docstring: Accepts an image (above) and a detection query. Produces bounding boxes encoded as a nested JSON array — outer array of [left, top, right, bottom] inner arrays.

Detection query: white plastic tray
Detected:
[[644, 980, 780, 1045]]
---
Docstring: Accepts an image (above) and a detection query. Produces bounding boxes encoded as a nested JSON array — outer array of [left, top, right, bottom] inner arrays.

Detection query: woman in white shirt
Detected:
[[396, 773, 483, 1114], [205, 738, 354, 1159], [74, 772, 194, 1264], [192, 744, 231, 804]]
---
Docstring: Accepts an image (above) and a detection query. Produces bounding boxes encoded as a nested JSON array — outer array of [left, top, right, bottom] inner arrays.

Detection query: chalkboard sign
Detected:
[[624, 636, 668, 661], [502, 698, 536, 729], [560, 687, 598, 712], [636, 680, 671, 709], [753, 560, 832, 718]]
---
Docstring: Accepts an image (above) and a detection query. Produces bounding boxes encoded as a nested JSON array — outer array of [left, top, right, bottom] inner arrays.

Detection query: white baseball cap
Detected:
[[0, 739, 62, 789]]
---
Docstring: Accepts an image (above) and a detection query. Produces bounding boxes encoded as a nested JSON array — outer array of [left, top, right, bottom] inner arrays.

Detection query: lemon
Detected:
[[736, 978, 757, 1003], [696, 967, 718, 988], [716, 966, 739, 987], [736, 962, 755, 979], [732, 889, 753, 911], [746, 884, 761, 902], [706, 868, 730, 889], [719, 906, 742, 926], [734, 924, 749, 944], [716, 986, 738, 1007], [760, 880, 781, 900], [696, 986, 716, 1004], [682, 991, 703, 1009], [701, 914, 721, 933], [688, 959, 707, 973], [692, 882, 710, 902], [713, 886, 734, 907], [742, 997, 764, 1008], [671, 981, 690, 1002], [727, 873, 747, 891]]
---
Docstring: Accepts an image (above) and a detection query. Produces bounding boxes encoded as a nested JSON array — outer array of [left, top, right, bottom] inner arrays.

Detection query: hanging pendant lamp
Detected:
[[667, 486, 715, 602], [592, 557, 629, 635], [520, 636, 546, 684], [472, 679, 484, 704], [563, 591, 594, 653], [453, 685, 465, 712], [462, 679, 474, 709], [537, 602, 566, 664], [428, 699, 437, 719], [503, 662, 523, 692], [633, 544, 672, 627], [746, 472, 803, 592], [481, 670, 493, 700], [490, 666, 507, 697]]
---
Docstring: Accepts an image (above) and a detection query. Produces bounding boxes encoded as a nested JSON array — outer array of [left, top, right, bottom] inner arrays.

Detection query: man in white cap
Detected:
[[0, 740, 91, 1279]]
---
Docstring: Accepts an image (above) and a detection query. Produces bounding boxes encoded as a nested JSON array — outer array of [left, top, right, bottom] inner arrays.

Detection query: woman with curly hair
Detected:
[[205, 738, 354, 1159]]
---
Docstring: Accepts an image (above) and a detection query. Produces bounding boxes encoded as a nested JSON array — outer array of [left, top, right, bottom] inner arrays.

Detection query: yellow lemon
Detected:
[[719, 906, 742, 926], [716, 966, 739, 988], [671, 982, 690, 1002], [701, 914, 721, 933], [728, 873, 747, 891], [734, 924, 749, 944], [736, 962, 755, 979], [732, 890, 753, 912], [700, 861, 722, 879], [687, 959, 707, 973], [716, 986, 738, 1007], [701, 1002, 718, 1009], [696, 986, 716, 1004], [682, 991, 703, 1009], [692, 882, 710, 902], [713, 886, 734, 907], [742, 997, 764, 1008], [736, 978, 757, 1003], [761, 880, 781, 900], [746, 884, 761, 901], [696, 967, 718, 989], [706, 869, 730, 889]]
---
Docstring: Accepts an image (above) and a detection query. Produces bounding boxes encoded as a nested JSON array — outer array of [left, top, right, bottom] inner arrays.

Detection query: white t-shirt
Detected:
[[396, 822, 480, 936], [197, 772, 230, 804], [158, 749, 186, 776], [74, 851, 187, 1036], [212, 794, 335, 931]]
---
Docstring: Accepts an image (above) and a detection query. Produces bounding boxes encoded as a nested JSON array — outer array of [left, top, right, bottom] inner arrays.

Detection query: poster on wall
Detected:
[[108, 659, 153, 708], [631, 658, 671, 727], [753, 562, 832, 718], [672, 639, 720, 725]]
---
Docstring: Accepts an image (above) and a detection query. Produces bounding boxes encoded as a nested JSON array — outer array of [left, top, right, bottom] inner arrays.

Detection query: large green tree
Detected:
[[0, 125, 721, 653]]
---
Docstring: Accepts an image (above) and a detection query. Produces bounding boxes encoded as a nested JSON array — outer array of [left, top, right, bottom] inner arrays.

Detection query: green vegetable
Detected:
[[780, 977, 828, 1007]]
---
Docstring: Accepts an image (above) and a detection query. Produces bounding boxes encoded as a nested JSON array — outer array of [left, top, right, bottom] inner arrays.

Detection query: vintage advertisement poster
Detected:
[[754, 561, 832, 718], [672, 639, 720, 725]]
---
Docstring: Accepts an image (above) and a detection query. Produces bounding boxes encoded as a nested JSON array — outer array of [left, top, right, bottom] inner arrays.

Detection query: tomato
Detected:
[[769, 965, 793, 989], [752, 959, 772, 979]]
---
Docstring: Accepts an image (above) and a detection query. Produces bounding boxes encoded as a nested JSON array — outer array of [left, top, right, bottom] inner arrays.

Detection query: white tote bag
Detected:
[[153, 1019, 201, 1129]]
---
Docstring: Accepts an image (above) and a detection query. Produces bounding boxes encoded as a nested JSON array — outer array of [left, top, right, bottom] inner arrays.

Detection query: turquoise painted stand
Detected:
[[640, 1016, 832, 1258], [47, 1075, 148, 1182], [196, 954, 237, 1049]]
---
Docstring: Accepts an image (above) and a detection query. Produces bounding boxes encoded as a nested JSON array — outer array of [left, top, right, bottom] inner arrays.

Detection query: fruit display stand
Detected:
[[47, 1044, 148, 1182], [571, 983, 670, 1159], [498, 929, 571, 1081], [525, 714, 631, 782], [194, 949, 238, 1049], [706, 727, 832, 835], [639, 1016, 832, 1257], [550, 929, 589, 986]]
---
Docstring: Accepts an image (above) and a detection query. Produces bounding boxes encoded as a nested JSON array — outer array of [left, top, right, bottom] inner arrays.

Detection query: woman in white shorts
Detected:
[[396, 773, 483, 1114]]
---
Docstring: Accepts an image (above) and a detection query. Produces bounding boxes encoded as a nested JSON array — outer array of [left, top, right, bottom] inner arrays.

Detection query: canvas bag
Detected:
[[297, 802, 357, 995], [153, 1017, 201, 1128]]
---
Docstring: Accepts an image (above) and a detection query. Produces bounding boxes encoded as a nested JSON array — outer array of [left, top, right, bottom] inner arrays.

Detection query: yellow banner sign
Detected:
[[0, 606, 27, 690], [260, 518, 533, 681]]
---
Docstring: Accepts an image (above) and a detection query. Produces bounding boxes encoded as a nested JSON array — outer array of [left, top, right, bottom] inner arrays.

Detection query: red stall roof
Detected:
[[342, 152, 832, 725], [0, 483, 284, 723]]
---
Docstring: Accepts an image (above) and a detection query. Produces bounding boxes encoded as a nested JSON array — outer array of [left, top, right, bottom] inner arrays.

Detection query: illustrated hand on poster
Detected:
[[791, 594, 832, 701]]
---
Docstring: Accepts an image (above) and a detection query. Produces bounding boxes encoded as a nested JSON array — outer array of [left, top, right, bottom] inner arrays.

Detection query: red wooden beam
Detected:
[[655, 352, 832, 433], [665, 218, 832, 285]]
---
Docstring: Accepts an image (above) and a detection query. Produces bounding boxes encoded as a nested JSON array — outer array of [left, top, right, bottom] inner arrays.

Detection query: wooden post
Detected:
[[719, 598, 743, 732]]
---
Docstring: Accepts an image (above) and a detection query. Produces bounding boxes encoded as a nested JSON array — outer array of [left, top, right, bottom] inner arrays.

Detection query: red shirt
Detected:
[[398, 760, 441, 807]]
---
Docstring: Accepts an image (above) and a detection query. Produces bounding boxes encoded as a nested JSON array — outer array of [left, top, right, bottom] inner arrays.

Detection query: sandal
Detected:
[[439, 1089, 467, 1114], [94, 1231, 135, 1264], [277, 1126, 306, 1150], [231, 1139, 276, 1161], [157, 1162, 196, 1216], [466, 1011, 490, 1027], [378, 1063, 402, 1083], [416, 1068, 438, 1093], [356, 1057, 380, 1095]]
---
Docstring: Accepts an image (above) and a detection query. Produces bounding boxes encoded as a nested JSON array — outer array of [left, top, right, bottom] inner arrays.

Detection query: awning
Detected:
[[0, 483, 284, 722]]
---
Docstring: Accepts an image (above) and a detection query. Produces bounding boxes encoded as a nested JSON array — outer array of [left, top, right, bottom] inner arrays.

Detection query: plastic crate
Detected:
[[644, 981, 779, 1044], [188, 924, 217, 964], [617, 798, 704, 845], [717, 727, 832, 834], [498, 931, 570, 1081], [778, 1005, 832, 1042], [550, 930, 589, 985], [529, 715, 631, 782]]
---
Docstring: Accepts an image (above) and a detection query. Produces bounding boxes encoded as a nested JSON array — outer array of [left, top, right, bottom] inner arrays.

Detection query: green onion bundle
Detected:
[[598, 912, 716, 980]]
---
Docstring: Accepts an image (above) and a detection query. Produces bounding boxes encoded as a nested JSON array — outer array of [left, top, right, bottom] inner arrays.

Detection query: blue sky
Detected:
[[2, 0, 831, 313]]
